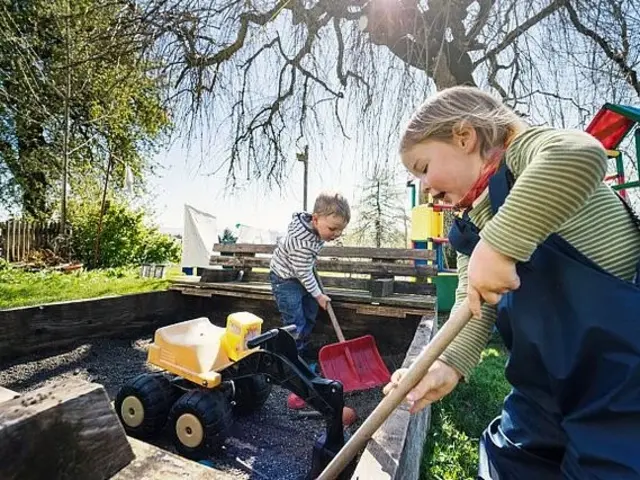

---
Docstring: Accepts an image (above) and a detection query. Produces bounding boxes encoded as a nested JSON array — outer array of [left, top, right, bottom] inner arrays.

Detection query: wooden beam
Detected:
[[172, 281, 436, 309], [114, 437, 237, 480], [0, 386, 18, 404], [209, 256, 437, 277], [0, 291, 192, 361], [196, 269, 436, 295], [370, 278, 394, 297], [352, 314, 436, 479], [0, 380, 134, 480], [213, 243, 436, 260]]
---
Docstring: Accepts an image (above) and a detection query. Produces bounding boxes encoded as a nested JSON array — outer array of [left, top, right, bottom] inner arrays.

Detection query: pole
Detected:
[[297, 145, 309, 211]]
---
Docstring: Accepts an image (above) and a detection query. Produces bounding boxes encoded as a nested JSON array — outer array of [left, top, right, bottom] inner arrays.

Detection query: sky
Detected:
[[147, 133, 402, 237]]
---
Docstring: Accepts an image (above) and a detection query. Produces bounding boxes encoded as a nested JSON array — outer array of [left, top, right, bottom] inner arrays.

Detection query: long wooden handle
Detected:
[[326, 302, 346, 343], [314, 270, 346, 343], [316, 299, 474, 480]]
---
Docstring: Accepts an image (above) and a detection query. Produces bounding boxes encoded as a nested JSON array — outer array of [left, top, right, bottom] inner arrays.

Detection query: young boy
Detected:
[[269, 191, 350, 360]]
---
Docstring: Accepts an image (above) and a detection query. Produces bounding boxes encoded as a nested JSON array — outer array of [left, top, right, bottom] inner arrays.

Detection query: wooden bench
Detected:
[[171, 243, 438, 318]]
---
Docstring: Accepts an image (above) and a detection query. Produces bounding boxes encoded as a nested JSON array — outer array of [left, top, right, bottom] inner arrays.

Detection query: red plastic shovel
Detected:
[[315, 273, 391, 393]]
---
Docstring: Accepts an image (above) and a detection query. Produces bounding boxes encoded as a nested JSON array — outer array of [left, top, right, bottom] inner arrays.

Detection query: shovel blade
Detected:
[[319, 335, 391, 392]]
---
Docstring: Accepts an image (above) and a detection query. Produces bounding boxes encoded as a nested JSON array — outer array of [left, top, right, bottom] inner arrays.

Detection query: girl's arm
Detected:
[[439, 251, 497, 380], [481, 127, 608, 261]]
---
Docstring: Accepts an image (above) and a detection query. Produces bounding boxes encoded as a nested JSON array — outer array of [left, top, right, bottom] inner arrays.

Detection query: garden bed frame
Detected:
[[1, 242, 439, 480]]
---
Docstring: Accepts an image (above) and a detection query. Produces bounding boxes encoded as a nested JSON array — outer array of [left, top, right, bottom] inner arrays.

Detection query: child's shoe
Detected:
[[287, 392, 307, 410], [308, 362, 320, 376]]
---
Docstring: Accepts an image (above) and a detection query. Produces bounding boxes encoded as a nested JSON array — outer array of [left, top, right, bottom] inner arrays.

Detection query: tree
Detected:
[[218, 227, 238, 244], [351, 164, 408, 248], [0, 0, 170, 219], [130, 0, 639, 186]]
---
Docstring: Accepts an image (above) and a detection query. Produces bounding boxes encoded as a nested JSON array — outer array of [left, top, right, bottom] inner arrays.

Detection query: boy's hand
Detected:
[[315, 293, 331, 310], [467, 238, 520, 318], [382, 360, 461, 413]]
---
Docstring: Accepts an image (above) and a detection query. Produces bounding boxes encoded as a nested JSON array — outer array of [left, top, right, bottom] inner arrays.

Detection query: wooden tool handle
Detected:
[[326, 302, 346, 343], [314, 270, 346, 343], [315, 299, 474, 480]]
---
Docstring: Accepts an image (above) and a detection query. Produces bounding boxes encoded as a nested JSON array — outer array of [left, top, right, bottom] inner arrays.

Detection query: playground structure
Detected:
[[586, 103, 640, 198], [407, 183, 459, 311]]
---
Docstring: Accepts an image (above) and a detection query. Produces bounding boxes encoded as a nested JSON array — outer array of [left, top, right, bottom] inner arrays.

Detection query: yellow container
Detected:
[[410, 204, 444, 241]]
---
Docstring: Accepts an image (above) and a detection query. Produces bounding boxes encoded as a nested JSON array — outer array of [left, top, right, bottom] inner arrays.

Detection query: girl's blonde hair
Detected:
[[399, 86, 527, 156]]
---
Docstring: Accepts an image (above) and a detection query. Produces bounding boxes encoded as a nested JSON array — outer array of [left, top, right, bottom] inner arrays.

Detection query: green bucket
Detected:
[[433, 272, 459, 312]]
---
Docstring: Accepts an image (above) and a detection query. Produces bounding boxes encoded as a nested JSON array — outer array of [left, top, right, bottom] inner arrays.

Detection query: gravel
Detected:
[[0, 336, 409, 480]]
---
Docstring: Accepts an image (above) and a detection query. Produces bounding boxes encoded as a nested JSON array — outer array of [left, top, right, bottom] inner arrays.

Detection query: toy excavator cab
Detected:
[[146, 312, 263, 388], [221, 311, 263, 362]]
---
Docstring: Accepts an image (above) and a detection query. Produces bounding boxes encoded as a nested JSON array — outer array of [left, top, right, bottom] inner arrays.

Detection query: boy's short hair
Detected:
[[313, 191, 351, 223]]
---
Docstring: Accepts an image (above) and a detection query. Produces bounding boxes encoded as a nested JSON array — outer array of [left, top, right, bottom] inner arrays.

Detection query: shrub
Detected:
[[69, 200, 180, 269]]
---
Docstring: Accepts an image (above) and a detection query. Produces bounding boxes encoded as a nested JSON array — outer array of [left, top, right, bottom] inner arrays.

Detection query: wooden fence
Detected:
[[0, 220, 61, 263]]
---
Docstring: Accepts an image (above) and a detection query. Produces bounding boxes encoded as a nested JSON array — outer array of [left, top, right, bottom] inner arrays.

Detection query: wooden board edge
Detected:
[[350, 312, 438, 480]]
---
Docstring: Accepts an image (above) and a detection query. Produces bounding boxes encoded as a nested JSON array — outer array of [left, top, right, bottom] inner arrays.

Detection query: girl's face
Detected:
[[401, 128, 484, 205]]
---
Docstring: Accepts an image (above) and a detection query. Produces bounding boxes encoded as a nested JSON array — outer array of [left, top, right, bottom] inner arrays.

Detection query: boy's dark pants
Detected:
[[269, 272, 319, 357]]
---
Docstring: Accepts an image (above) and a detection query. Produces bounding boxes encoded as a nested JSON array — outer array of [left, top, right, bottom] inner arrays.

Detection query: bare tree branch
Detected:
[[564, 0, 640, 96]]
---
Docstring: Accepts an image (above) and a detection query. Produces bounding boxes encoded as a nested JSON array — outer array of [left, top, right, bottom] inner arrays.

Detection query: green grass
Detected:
[[0, 264, 180, 309], [421, 334, 511, 480]]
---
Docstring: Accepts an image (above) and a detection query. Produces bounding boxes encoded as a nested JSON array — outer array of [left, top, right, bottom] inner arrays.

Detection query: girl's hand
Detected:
[[467, 238, 520, 318], [382, 360, 461, 413]]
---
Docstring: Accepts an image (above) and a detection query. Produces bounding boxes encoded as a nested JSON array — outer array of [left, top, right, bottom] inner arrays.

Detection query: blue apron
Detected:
[[448, 163, 640, 479]]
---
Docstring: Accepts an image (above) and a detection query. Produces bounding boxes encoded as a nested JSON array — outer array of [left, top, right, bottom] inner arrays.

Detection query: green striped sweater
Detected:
[[440, 126, 640, 379]]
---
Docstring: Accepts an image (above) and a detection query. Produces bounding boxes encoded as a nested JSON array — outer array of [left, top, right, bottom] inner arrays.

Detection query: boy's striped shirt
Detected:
[[441, 127, 640, 379], [270, 212, 324, 297]]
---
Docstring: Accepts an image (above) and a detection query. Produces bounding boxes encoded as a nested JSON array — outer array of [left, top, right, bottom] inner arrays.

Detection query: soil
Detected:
[[0, 334, 408, 480]]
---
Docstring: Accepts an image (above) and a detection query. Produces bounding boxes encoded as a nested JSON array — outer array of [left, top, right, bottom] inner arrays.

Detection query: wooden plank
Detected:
[[213, 243, 436, 260], [174, 286, 272, 302], [370, 278, 394, 297], [171, 281, 436, 310], [196, 269, 436, 295], [0, 379, 135, 480], [209, 256, 436, 277], [9, 220, 14, 262], [354, 305, 407, 318], [197, 269, 372, 291], [114, 437, 237, 480], [351, 314, 436, 480], [0, 291, 195, 361], [394, 281, 436, 296], [0, 386, 18, 404]]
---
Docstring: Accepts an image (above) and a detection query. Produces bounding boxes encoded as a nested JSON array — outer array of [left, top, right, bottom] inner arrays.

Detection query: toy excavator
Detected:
[[114, 312, 356, 479]]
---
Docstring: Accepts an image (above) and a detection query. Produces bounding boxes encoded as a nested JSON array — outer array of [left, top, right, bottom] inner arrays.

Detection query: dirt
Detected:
[[0, 335, 408, 480]]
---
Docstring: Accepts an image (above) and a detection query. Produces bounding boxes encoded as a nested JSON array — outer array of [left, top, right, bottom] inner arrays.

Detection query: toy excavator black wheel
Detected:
[[115, 373, 177, 438], [232, 374, 272, 415], [169, 388, 233, 460]]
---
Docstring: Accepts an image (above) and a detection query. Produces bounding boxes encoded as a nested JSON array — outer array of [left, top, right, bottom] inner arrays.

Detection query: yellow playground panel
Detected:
[[409, 200, 459, 311]]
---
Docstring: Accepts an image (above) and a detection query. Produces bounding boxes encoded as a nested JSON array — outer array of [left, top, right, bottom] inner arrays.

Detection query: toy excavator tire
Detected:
[[115, 373, 177, 438], [232, 374, 272, 415], [169, 388, 233, 460]]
